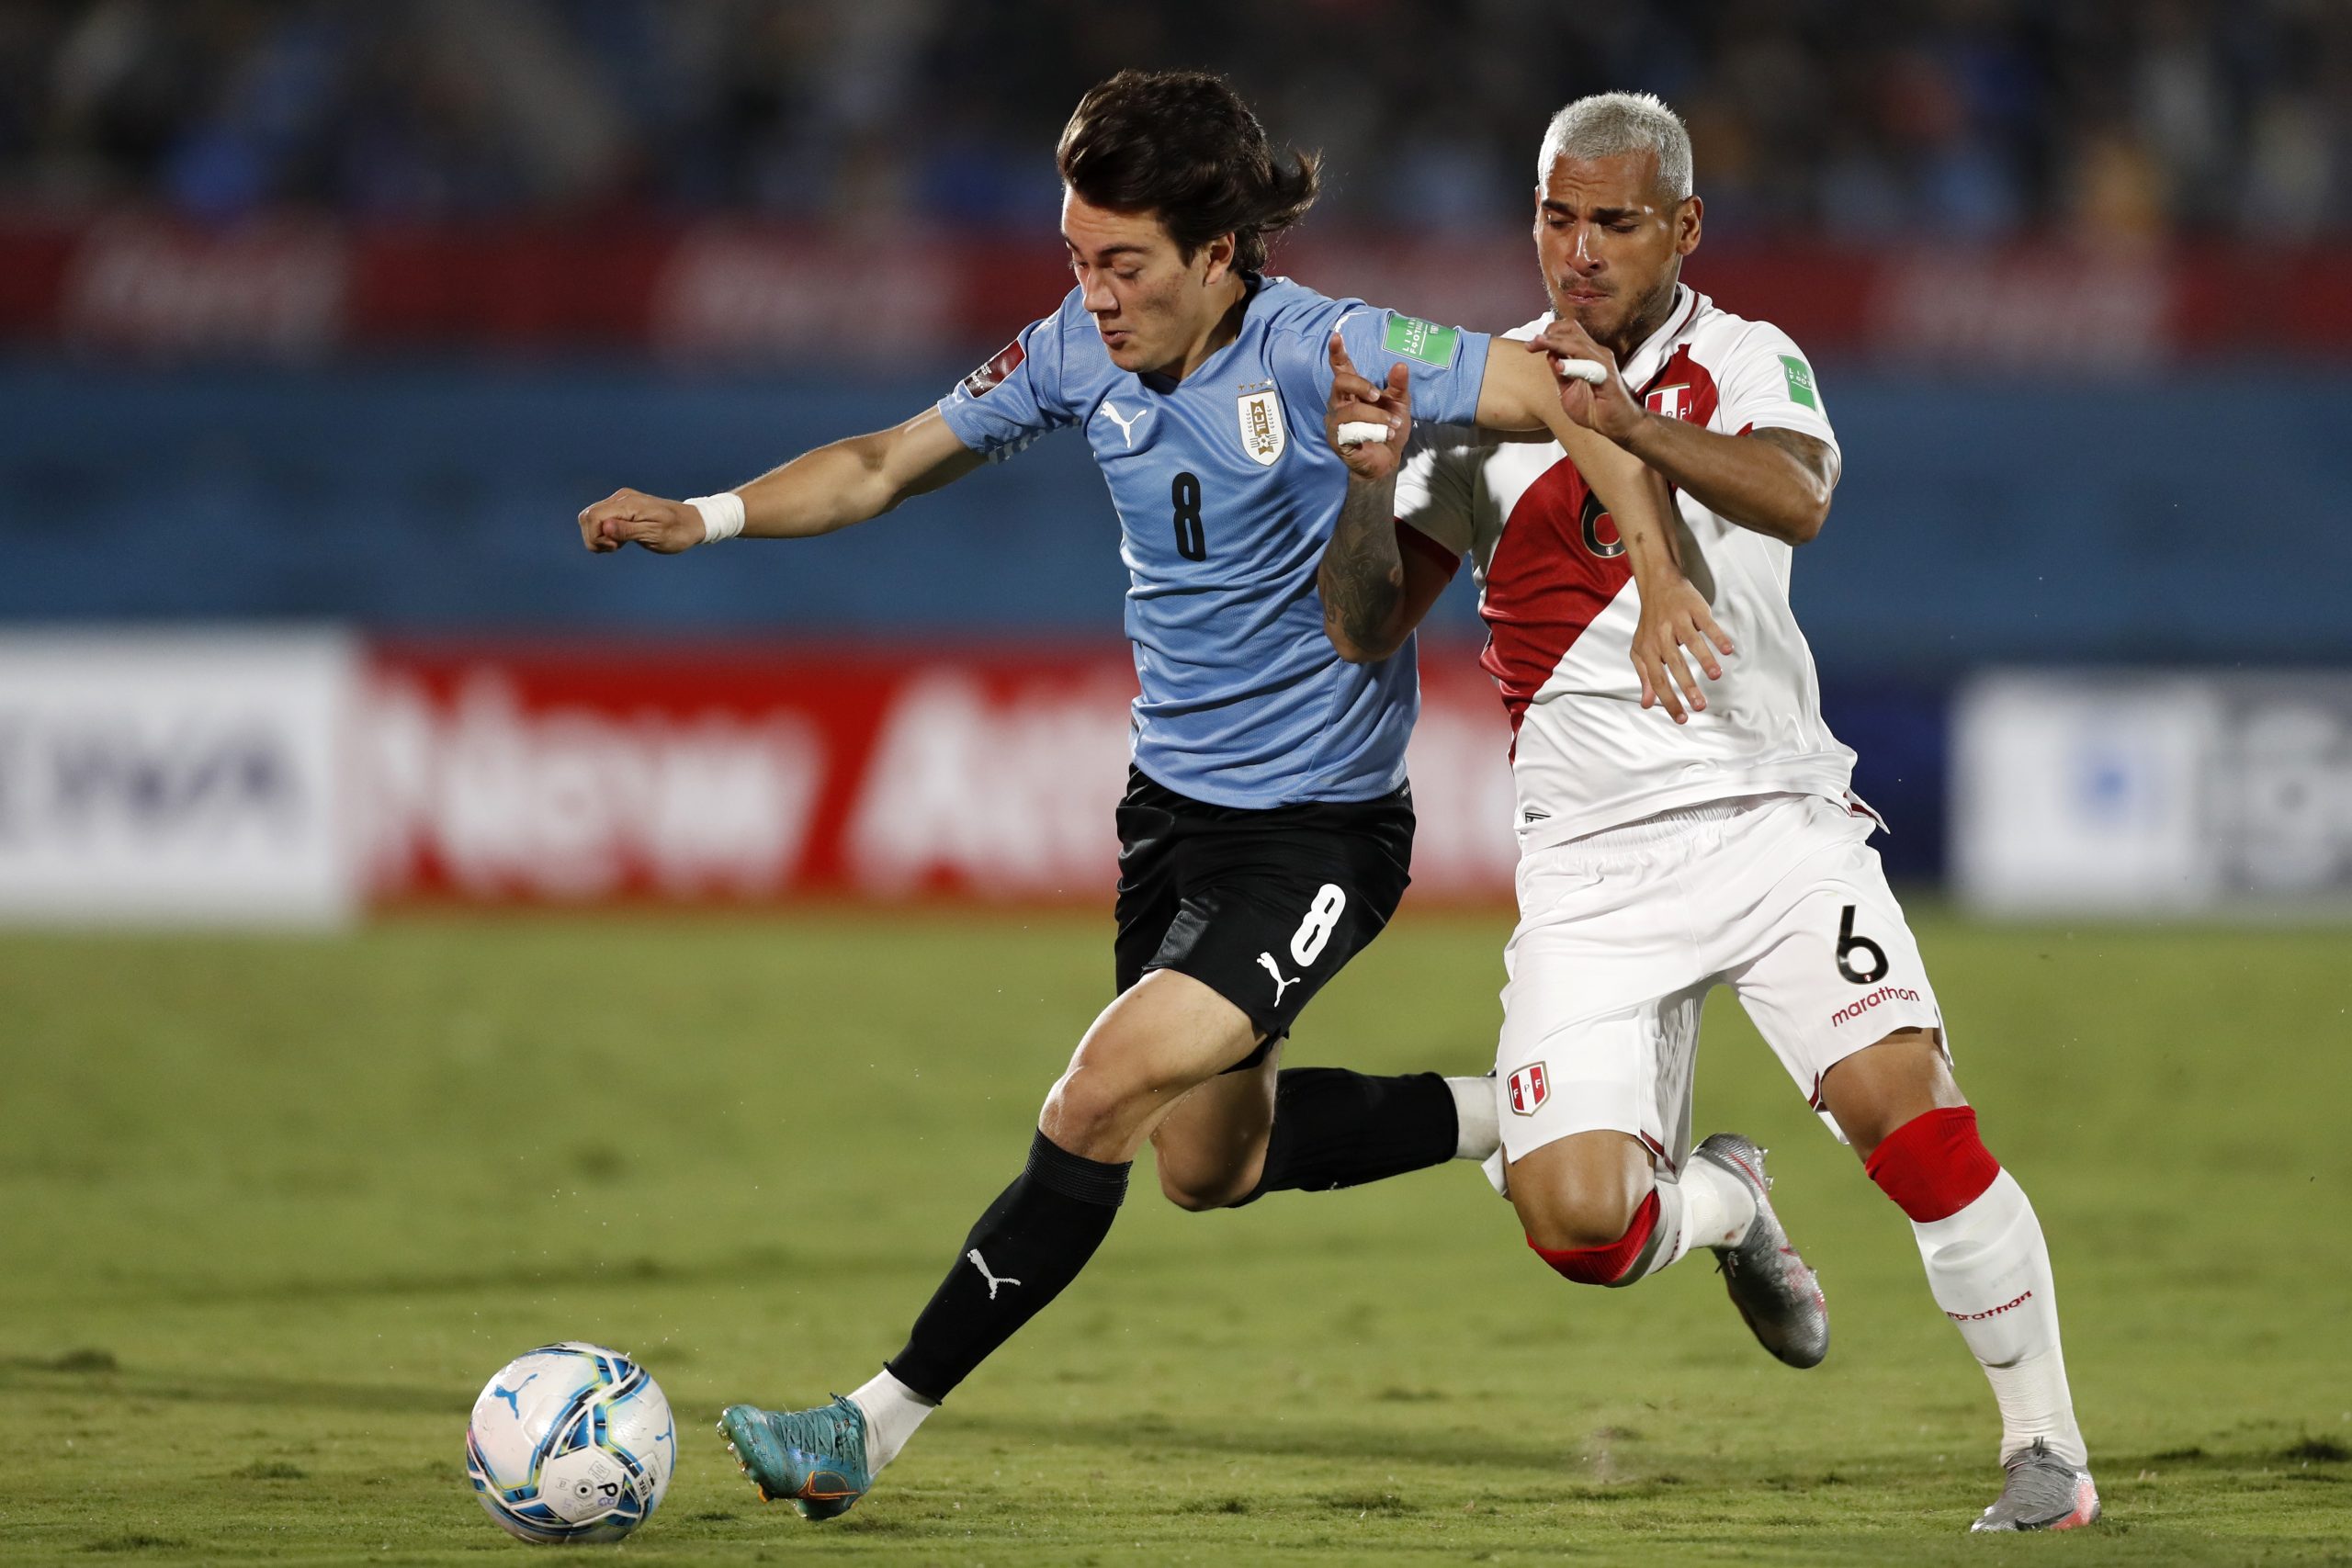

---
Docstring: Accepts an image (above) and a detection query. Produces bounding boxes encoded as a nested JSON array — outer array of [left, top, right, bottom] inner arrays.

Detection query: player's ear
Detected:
[[1199, 231, 1238, 286], [1678, 196, 1703, 256]]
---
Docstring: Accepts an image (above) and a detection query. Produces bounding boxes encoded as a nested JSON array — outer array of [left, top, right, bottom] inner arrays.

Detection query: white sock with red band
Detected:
[[1909, 1171, 2086, 1467], [1870, 1108, 2086, 1470]]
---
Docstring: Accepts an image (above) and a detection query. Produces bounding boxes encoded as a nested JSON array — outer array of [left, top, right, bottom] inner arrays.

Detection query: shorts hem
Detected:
[[1498, 1111, 1668, 1171], [1140, 958, 1286, 1058], [1803, 1003, 1946, 1089]]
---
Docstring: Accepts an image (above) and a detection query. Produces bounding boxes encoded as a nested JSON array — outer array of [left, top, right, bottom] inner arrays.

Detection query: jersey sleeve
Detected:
[[935, 293, 1083, 461], [1392, 424, 1477, 559], [1280, 301, 1493, 429], [1715, 320, 1838, 457]]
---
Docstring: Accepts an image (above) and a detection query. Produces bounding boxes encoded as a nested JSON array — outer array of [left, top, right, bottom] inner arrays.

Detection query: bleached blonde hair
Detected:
[[1537, 91, 1693, 201]]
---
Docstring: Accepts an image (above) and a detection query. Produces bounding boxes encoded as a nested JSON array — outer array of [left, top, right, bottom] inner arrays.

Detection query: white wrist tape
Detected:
[[687, 491, 746, 543]]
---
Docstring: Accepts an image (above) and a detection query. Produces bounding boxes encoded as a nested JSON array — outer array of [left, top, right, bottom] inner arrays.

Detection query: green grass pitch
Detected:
[[3, 908, 2347, 1565]]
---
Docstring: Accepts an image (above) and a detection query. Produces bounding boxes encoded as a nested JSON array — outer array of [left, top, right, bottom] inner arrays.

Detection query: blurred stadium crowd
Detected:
[[2, 0, 2346, 238]]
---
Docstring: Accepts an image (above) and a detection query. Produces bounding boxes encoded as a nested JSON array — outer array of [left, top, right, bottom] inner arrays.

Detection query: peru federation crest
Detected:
[[1507, 1062, 1549, 1116], [1237, 385, 1285, 466]]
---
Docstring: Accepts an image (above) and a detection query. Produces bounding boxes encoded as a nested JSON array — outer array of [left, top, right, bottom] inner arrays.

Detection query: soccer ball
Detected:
[[465, 1342, 675, 1544]]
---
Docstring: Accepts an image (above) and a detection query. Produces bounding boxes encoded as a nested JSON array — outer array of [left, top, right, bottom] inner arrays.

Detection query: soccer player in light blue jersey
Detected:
[[577, 69, 1685, 1520]]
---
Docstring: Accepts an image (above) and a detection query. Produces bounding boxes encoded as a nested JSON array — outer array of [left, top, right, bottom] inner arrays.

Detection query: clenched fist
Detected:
[[576, 489, 706, 554]]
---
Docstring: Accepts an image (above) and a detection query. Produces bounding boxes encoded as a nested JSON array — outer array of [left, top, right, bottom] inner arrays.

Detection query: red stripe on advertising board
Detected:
[[7, 216, 2352, 361], [362, 639, 1139, 906]]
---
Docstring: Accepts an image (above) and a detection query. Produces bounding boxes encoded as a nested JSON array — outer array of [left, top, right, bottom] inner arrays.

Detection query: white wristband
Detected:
[[686, 491, 746, 543]]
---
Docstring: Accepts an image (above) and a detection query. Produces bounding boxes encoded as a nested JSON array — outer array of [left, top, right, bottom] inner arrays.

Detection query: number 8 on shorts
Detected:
[[1291, 884, 1347, 966]]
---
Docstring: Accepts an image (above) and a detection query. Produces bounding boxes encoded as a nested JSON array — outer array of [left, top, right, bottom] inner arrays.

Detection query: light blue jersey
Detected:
[[937, 275, 1491, 808]]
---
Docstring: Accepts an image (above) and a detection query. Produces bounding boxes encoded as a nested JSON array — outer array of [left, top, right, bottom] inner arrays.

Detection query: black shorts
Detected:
[[1114, 764, 1415, 1072]]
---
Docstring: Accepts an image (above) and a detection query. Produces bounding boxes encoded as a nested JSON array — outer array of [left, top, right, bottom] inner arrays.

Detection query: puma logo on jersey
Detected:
[[966, 1248, 1022, 1300], [1100, 400, 1148, 448], [1256, 952, 1302, 1005]]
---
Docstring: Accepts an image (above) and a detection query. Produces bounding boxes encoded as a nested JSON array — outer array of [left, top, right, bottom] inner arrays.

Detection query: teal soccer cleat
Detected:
[[718, 1396, 873, 1521]]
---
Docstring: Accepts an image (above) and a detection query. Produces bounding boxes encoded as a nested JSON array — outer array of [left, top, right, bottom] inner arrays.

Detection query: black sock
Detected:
[[1241, 1068, 1458, 1202], [885, 1129, 1129, 1403]]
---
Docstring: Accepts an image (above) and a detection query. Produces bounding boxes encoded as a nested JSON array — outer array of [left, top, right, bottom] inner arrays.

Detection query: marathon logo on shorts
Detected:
[[961, 338, 1025, 398], [1828, 984, 1922, 1029], [1507, 1062, 1549, 1116], [1948, 1289, 2033, 1323]]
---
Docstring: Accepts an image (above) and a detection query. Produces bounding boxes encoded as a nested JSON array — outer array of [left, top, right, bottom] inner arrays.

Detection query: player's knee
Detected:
[[1507, 1131, 1656, 1255], [1039, 1064, 1150, 1162], [1823, 1027, 1960, 1157], [1517, 1183, 1651, 1255], [1522, 1187, 1664, 1287]]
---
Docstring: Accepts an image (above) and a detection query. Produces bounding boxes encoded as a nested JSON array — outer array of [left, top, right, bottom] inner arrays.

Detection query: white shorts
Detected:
[[1493, 792, 1944, 1173]]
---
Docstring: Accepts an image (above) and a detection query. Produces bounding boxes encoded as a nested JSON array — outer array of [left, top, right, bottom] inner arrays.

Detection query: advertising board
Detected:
[[0, 629, 360, 924], [361, 641, 1520, 907], [1953, 671, 2352, 914]]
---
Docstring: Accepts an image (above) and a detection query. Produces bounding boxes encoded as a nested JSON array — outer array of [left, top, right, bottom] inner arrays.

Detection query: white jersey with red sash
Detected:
[[1394, 286, 1862, 849]]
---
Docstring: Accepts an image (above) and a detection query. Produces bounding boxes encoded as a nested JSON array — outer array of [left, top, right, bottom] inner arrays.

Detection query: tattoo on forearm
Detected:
[[1320, 479, 1404, 650], [1749, 427, 1836, 488]]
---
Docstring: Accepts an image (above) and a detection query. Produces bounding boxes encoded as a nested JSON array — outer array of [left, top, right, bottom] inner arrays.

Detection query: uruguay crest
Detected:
[[1236, 385, 1285, 466]]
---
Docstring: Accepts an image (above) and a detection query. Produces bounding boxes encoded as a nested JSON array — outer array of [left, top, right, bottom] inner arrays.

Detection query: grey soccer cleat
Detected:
[[1690, 1133, 1829, 1369], [1969, 1438, 2100, 1532]]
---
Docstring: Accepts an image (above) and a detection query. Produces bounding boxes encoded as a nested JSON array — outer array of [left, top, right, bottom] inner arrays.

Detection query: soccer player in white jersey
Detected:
[[1317, 92, 2098, 1533], [576, 73, 1680, 1522]]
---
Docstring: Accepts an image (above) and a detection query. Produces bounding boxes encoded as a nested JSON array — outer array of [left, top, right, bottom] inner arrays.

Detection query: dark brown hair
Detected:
[[1056, 70, 1321, 272]]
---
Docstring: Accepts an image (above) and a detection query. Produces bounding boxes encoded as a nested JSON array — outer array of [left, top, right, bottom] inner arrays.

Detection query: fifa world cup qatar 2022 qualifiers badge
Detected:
[[1236, 382, 1285, 466]]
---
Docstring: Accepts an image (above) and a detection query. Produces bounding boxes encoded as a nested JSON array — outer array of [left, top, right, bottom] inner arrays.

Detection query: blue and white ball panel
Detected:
[[466, 1341, 675, 1544]]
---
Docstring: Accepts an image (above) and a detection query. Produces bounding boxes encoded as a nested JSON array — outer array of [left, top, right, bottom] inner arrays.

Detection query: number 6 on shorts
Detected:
[[1290, 884, 1348, 966], [1835, 902, 1889, 985]]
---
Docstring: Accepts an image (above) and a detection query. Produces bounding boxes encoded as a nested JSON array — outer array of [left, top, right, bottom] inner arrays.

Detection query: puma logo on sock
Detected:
[[966, 1248, 1022, 1300]]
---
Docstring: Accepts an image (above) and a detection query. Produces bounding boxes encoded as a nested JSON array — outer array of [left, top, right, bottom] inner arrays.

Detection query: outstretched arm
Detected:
[[1533, 317, 1835, 545], [577, 406, 982, 554], [1477, 344, 1735, 723]]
